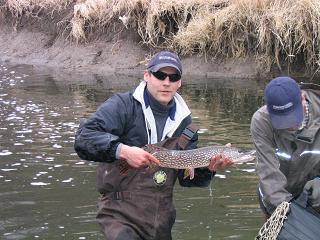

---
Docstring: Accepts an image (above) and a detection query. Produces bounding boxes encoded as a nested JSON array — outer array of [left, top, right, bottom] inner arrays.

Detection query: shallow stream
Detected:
[[0, 63, 268, 239]]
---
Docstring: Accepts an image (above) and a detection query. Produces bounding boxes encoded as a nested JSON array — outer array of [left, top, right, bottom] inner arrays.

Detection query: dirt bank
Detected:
[[0, 22, 265, 82]]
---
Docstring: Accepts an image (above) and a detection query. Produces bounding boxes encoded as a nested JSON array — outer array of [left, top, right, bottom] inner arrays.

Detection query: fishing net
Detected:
[[256, 191, 320, 240], [255, 201, 290, 240]]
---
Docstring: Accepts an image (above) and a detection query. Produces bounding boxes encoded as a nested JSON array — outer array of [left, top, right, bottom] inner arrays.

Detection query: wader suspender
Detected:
[[177, 123, 199, 150]]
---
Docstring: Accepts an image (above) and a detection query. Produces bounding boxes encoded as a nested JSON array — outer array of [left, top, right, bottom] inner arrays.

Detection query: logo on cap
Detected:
[[158, 56, 178, 62], [272, 102, 293, 111]]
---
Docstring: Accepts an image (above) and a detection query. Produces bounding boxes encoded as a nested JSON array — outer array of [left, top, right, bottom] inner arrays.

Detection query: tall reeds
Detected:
[[3, 0, 72, 17]]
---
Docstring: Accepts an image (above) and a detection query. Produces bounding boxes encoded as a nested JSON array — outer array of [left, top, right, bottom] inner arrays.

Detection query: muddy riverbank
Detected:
[[0, 23, 265, 81]]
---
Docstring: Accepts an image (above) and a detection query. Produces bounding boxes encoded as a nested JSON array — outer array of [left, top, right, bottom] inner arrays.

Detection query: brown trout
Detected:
[[143, 144, 256, 169]]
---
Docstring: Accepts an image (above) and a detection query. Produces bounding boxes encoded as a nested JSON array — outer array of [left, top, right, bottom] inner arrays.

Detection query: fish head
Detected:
[[232, 149, 256, 163], [142, 144, 167, 154]]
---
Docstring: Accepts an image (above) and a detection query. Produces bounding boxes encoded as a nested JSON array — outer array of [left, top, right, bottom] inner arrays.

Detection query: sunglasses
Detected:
[[150, 71, 181, 82]]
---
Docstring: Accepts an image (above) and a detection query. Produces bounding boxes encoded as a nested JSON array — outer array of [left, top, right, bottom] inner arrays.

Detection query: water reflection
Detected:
[[0, 63, 266, 239]]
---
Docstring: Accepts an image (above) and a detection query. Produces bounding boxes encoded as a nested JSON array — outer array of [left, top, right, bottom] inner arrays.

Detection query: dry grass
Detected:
[[3, 0, 72, 17], [2, 0, 320, 71], [70, 0, 145, 41], [171, 0, 320, 71]]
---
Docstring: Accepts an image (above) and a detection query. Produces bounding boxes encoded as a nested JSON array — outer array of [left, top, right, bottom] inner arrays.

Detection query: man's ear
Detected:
[[143, 70, 150, 82], [178, 80, 182, 88], [301, 92, 307, 111]]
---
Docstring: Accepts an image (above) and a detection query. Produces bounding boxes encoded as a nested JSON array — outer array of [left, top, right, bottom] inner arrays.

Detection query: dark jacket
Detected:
[[251, 83, 320, 214]]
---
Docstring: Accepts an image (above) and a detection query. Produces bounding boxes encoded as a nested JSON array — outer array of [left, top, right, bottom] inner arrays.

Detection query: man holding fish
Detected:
[[251, 76, 320, 218], [74, 51, 239, 240]]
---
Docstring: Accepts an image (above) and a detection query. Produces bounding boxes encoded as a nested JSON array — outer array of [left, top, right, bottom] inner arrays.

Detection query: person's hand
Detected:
[[208, 154, 233, 172], [304, 177, 320, 207], [208, 143, 234, 172], [119, 145, 160, 168]]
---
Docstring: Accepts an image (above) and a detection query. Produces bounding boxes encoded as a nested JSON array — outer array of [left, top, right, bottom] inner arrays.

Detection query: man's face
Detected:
[[279, 94, 307, 132], [144, 66, 181, 105]]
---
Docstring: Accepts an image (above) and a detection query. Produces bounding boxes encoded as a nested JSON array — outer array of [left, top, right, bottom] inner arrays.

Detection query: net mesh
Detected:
[[255, 201, 290, 240]]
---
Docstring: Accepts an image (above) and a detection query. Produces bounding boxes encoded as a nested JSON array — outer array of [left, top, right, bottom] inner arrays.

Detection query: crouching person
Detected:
[[250, 76, 320, 219]]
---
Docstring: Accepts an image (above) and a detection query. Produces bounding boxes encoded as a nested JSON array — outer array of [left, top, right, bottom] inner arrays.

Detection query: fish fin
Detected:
[[189, 168, 195, 179], [119, 159, 159, 174], [184, 168, 195, 180], [148, 163, 158, 170]]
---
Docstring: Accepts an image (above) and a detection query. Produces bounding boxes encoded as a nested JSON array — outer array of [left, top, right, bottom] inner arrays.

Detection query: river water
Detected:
[[0, 63, 267, 239]]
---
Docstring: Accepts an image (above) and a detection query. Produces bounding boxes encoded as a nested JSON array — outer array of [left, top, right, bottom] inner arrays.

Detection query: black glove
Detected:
[[304, 178, 320, 207]]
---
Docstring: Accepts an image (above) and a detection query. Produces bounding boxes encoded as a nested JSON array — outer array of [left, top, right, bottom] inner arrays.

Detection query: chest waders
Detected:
[[96, 124, 199, 240]]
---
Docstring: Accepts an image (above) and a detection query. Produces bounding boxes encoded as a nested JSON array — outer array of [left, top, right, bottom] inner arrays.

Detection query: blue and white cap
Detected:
[[147, 51, 182, 75], [264, 76, 303, 129]]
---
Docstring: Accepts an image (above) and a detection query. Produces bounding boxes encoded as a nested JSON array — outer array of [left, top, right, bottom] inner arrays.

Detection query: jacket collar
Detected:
[[143, 87, 176, 120], [133, 81, 191, 143]]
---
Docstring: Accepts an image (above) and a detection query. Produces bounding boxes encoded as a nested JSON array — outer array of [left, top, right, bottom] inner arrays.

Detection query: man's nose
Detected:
[[162, 76, 171, 84]]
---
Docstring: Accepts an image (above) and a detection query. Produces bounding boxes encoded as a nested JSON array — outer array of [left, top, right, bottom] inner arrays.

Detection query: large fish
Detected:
[[119, 144, 256, 178], [143, 144, 256, 169]]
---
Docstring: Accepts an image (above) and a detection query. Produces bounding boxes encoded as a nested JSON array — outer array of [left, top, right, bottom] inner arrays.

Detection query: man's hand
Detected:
[[119, 145, 160, 168], [208, 143, 233, 172], [208, 154, 233, 172], [304, 178, 320, 207]]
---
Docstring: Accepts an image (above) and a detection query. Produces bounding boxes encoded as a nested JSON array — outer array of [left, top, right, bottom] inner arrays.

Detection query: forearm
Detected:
[[259, 178, 293, 214], [74, 99, 128, 162], [255, 148, 292, 213], [251, 119, 292, 213], [255, 143, 293, 213], [74, 122, 121, 162]]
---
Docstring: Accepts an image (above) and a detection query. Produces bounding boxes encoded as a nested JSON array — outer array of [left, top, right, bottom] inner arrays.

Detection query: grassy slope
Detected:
[[1, 0, 320, 74]]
